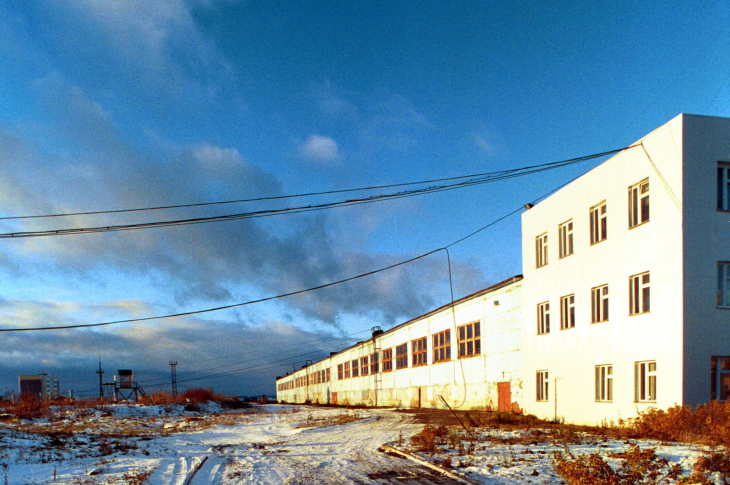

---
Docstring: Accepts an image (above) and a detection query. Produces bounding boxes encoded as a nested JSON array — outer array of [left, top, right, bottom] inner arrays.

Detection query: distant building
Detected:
[[19, 374, 60, 400]]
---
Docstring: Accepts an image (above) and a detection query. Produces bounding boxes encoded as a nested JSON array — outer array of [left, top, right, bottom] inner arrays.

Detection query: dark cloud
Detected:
[[0, 305, 353, 397], [0, 78, 485, 330]]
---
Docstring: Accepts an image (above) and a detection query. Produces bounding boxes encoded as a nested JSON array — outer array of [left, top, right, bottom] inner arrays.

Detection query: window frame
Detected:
[[337, 363, 344, 380], [537, 301, 550, 335], [711, 356, 730, 401], [718, 263, 730, 308], [395, 343, 409, 369], [629, 179, 650, 228], [558, 219, 574, 259], [412, 337, 428, 367], [351, 359, 359, 377], [382, 348, 393, 372], [432, 329, 451, 363], [591, 284, 609, 323], [635, 361, 657, 402], [535, 232, 548, 268], [457, 321, 481, 358], [590, 201, 607, 245], [370, 352, 379, 374], [595, 364, 613, 402], [360, 356, 369, 376], [629, 271, 650, 315], [560, 294, 575, 330], [536, 370, 549, 402], [718, 163, 730, 211], [344, 361, 350, 379]]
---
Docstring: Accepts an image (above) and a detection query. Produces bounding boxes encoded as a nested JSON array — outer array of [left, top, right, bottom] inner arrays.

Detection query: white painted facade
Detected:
[[276, 114, 730, 425], [521, 114, 730, 425], [277, 277, 523, 411]]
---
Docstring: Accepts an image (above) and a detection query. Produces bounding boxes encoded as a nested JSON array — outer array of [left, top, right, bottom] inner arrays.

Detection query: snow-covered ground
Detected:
[[0, 403, 715, 484], [0, 403, 457, 484], [405, 426, 709, 484]]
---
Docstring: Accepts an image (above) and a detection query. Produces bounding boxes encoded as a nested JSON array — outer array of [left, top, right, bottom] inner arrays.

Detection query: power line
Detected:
[[0, 148, 627, 222], [0, 148, 628, 239], [0, 144, 637, 332]]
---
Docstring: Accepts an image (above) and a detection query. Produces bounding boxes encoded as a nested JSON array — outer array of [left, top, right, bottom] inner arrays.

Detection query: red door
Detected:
[[498, 382, 511, 412]]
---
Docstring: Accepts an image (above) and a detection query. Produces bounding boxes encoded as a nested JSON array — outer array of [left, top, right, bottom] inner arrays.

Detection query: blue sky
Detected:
[[0, 0, 728, 397]]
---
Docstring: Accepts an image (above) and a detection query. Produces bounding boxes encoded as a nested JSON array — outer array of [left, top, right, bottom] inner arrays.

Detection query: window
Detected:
[[629, 179, 649, 227], [412, 338, 427, 367], [360, 356, 369, 376], [560, 295, 575, 330], [326, 368, 331, 382], [537, 370, 549, 401], [635, 361, 656, 402], [629, 272, 650, 315], [591, 285, 609, 323], [395, 343, 408, 369], [718, 263, 730, 307], [718, 163, 730, 210], [711, 357, 730, 401], [595, 365, 613, 402], [535, 233, 548, 268], [344, 361, 350, 379], [537, 301, 550, 334], [559, 220, 574, 258], [351, 359, 359, 377], [337, 363, 344, 380], [590, 202, 607, 244], [370, 352, 379, 374], [432, 330, 451, 363], [382, 348, 393, 372], [457, 322, 481, 358]]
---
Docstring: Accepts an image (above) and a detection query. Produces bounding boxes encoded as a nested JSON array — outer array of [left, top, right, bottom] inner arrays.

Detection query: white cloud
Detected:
[[193, 143, 245, 168], [299, 135, 341, 163]]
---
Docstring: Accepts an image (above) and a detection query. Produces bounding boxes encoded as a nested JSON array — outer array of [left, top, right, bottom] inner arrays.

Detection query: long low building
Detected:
[[277, 276, 523, 411], [277, 114, 730, 425]]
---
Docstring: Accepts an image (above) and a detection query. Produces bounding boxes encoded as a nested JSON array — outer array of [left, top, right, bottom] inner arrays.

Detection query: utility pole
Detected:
[[96, 357, 104, 399], [169, 361, 178, 398]]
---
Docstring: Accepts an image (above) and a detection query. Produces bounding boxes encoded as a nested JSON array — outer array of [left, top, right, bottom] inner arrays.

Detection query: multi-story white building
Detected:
[[277, 277, 523, 411], [278, 114, 730, 425], [522, 113, 730, 424]]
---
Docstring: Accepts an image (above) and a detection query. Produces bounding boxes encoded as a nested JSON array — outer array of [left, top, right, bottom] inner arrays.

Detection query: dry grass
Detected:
[[410, 424, 449, 453]]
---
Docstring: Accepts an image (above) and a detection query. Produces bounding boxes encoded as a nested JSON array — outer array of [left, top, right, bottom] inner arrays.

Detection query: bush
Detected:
[[555, 445, 683, 485], [182, 388, 220, 403], [5, 395, 50, 420], [625, 400, 730, 446], [410, 424, 449, 453], [140, 391, 178, 405]]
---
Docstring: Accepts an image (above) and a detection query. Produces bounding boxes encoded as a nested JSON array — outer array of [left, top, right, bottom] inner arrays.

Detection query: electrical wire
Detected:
[[0, 148, 627, 222], [0, 148, 629, 239], [0, 145, 637, 333]]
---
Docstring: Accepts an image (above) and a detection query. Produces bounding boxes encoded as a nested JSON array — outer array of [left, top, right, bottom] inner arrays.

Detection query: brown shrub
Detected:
[[555, 445, 683, 485], [5, 395, 50, 420], [140, 391, 178, 405], [182, 388, 221, 403], [410, 424, 449, 453], [625, 400, 730, 445]]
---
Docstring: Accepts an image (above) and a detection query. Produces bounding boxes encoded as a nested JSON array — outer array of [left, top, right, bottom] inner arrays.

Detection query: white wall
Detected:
[[521, 114, 686, 424], [277, 278, 524, 411], [682, 115, 730, 406]]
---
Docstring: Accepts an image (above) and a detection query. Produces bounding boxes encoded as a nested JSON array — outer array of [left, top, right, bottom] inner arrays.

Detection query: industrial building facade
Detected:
[[277, 277, 523, 411], [277, 114, 730, 425]]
